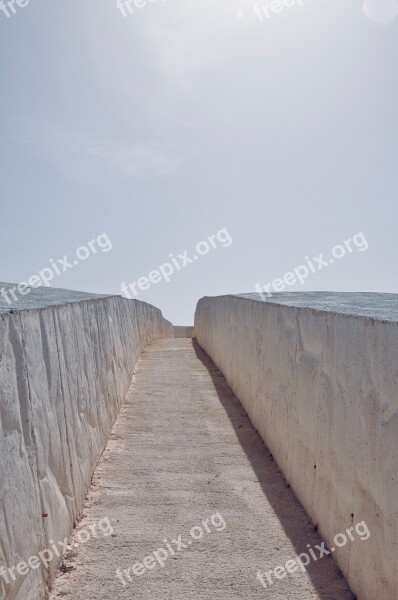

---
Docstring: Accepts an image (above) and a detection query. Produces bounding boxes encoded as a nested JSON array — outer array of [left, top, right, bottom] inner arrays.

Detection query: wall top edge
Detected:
[[0, 284, 168, 319], [197, 292, 398, 324]]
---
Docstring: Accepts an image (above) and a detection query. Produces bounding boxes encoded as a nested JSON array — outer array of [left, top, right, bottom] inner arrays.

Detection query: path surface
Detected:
[[50, 339, 353, 600]]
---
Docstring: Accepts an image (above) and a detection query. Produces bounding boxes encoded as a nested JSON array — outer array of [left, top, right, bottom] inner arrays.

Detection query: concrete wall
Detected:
[[173, 326, 194, 338], [0, 296, 172, 600], [194, 294, 398, 600]]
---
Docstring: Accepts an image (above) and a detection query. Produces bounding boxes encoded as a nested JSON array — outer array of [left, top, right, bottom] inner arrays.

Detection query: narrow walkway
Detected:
[[50, 339, 353, 600]]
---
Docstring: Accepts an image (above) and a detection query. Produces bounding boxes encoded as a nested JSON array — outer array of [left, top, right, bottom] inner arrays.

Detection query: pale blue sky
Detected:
[[0, 0, 397, 323]]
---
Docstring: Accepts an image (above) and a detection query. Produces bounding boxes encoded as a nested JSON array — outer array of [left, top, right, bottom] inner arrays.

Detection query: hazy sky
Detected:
[[1, 0, 397, 323]]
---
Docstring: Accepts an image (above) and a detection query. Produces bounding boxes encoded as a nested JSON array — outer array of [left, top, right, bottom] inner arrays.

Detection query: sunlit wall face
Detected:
[[0, 0, 397, 323]]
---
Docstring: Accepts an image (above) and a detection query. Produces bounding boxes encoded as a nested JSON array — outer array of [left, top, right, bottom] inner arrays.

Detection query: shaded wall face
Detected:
[[0, 297, 172, 600], [194, 295, 398, 600]]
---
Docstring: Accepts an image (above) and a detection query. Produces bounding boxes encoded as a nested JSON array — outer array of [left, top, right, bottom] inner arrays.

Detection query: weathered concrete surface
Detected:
[[49, 339, 352, 600], [173, 325, 194, 338], [0, 292, 172, 600], [0, 282, 113, 313], [240, 291, 398, 322], [194, 293, 398, 600]]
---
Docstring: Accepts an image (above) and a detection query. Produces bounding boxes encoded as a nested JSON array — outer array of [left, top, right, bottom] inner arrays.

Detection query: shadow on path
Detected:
[[192, 339, 354, 599]]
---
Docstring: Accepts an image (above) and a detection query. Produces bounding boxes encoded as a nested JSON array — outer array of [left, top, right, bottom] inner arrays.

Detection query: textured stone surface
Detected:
[[241, 291, 398, 322], [49, 339, 352, 600], [0, 294, 172, 600], [0, 283, 113, 313], [194, 294, 398, 600]]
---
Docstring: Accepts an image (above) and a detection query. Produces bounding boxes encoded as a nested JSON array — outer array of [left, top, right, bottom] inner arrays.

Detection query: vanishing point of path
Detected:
[[50, 339, 353, 600]]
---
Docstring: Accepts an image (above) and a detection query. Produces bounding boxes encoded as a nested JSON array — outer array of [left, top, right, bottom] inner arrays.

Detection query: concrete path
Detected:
[[50, 339, 353, 600]]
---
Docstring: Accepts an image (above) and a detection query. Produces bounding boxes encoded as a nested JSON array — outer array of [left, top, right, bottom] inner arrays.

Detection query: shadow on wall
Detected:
[[191, 339, 354, 599]]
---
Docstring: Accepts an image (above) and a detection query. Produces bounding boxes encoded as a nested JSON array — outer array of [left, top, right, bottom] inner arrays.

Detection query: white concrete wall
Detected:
[[173, 326, 194, 338], [194, 295, 398, 600], [0, 296, 172, 600]]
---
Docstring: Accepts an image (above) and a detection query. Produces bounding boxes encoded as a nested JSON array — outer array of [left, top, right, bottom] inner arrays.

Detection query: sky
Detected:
[[0, 0, 397, 324]]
